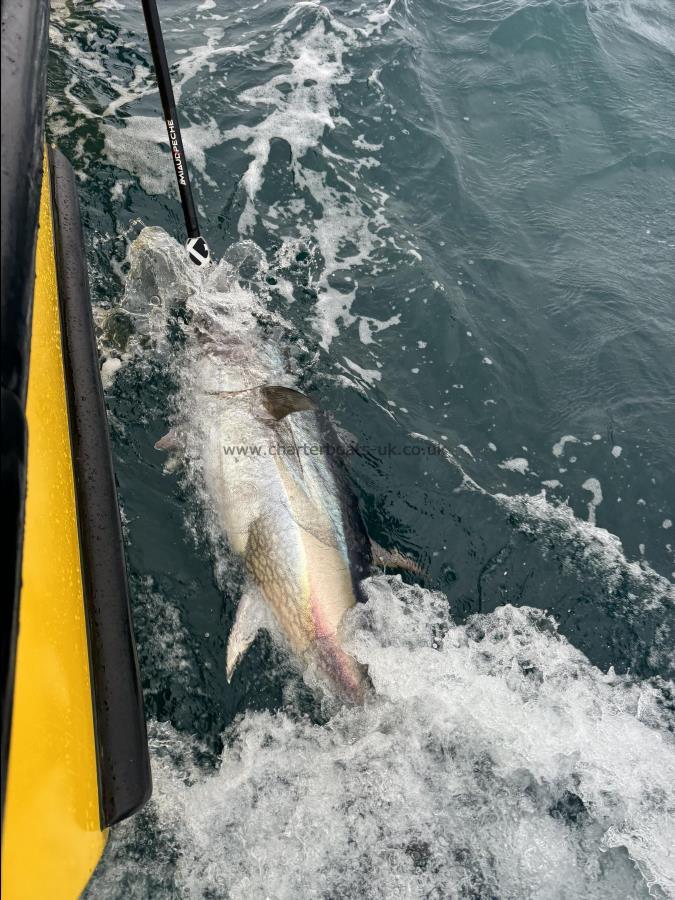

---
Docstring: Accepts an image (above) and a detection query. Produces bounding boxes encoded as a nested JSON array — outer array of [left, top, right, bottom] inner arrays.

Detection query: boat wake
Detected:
[[88, 574, 674, 900]]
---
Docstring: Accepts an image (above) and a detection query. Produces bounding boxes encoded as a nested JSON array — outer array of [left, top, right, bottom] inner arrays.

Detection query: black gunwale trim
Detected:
[[49, 147, 152, 828], [1, 0, 50, 824]]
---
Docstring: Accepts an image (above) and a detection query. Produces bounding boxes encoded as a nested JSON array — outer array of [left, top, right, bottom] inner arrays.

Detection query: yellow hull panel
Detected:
[[2, 157, 107, 899]]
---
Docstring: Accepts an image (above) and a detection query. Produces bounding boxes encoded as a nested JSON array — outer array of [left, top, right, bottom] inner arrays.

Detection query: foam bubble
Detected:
[[552, 435, 579, 458], [214, 2, 403, 349], [102, 116, 222, 195], [341, 356, 382, 386], [582, 477, 603, 525], [88, 578, 674, 900], [100, 356, 122, 389], [225, 10, 354, 231], [499, 457, 530, 474]]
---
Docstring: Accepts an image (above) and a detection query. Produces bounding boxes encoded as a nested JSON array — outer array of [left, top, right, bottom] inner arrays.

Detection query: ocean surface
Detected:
[[48, 0, 674, 897]]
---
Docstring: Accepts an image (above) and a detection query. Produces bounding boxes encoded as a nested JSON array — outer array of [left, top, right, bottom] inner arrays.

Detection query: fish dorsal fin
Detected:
[[260, 385, 317, 421]]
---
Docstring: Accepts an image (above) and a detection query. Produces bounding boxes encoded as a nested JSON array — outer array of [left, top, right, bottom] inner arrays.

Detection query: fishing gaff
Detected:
[[140, 0, 211, 266]]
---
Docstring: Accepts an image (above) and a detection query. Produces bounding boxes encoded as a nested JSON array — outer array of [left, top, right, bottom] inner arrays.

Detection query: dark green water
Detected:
[[48, 1, 674, 897]]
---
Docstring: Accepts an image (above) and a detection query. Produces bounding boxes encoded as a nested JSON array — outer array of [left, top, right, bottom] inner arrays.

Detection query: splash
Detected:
[[88, 577, 674, 900], [497, 490, 674, 611]]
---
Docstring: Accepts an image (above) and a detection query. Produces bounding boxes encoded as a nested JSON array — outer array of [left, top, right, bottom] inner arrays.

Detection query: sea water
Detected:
[[46, 0, 674, 896]]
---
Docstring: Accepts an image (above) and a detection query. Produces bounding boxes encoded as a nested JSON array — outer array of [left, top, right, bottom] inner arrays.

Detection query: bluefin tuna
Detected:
[[215, 386, 373, 702], [125, 228, 417, 702], [122, 228, 416, 703]]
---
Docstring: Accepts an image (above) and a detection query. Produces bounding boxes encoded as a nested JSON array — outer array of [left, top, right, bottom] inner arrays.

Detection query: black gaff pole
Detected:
[[140, 0, 210, 266]]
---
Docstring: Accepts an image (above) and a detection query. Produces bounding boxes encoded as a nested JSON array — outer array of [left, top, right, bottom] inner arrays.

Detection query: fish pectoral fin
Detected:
[[370, 539, 425, 577], [260, 385, 317, 421], [333, 424, 358, 452], [154, 427, 181, 451], [226, 585, 268, 682], [155, 428, 185, 474]]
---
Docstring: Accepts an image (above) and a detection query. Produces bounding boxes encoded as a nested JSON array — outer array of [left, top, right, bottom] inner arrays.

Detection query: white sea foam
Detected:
[[102, 115, 222, 194], [365, 0, 397, 35], [582, 477, 603, 525], [225, 9, 354, 231], [173, 29, 250, 101], [100, 64, 154, 119], [552, 434, 579, 458], [499, 457, 529, 474], [341, 356, 382, 386], [218, 2, 401, 349], [91, 578, 675, 900], [100, 356, 122, 389]]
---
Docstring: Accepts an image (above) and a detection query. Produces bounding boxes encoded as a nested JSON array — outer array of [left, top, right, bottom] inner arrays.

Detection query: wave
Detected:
[[87, 576, 674, 900]]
